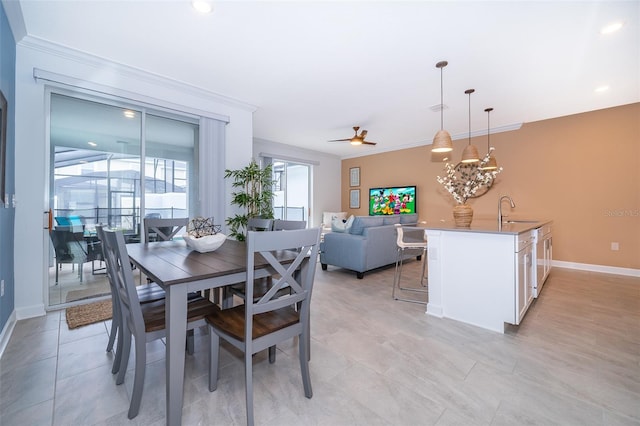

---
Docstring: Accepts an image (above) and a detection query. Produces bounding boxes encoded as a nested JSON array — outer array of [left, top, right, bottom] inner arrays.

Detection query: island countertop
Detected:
[[421, 218, 552, 235]]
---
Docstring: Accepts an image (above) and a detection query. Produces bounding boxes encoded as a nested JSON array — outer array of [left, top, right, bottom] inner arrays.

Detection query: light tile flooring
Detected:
[[1, 262, 639, 425]]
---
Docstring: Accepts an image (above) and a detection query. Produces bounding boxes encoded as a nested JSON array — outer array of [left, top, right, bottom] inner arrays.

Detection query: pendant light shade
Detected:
[[460, 89, 480, 163], [431, 61, 453, 153], [480, 107, 498, 170]]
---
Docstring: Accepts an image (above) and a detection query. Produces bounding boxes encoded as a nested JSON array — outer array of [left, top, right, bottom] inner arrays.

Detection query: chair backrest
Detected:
[[272, 219, 307, 231], [394, 223, 404, 247], [50, 228, 88, 262], [244, 227, 321, 340], [143, 217, 189, 243], [102, 228, 146, 338], [247, 218, 274, 232], [394, 223, 427, 249]]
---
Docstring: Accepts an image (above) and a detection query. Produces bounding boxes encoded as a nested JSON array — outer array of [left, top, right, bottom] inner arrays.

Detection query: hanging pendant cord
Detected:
[[440, 67, 444, 130]]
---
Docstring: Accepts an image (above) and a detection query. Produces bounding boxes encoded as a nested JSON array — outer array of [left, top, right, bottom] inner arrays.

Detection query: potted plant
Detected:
[[224, 159, 274, 241]]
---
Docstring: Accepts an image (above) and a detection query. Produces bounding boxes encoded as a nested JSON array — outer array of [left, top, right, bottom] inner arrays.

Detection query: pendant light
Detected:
[[460, 88, 480, 163], [480, 107, 498, 170], [431, 61, 453, 153]]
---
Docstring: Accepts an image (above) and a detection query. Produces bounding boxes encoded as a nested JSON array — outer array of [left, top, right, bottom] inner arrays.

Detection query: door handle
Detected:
[[44, 209, 53, 230]]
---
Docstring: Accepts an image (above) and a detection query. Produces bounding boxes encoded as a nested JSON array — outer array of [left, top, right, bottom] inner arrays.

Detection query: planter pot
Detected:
[[453, 204, 473, 227]]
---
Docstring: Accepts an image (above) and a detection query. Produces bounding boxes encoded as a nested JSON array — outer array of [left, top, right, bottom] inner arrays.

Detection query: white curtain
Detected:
[[198, 117, 227, 229]]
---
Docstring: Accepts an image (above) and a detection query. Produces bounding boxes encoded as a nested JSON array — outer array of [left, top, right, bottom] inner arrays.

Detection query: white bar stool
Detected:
[[392, 223, 428, 304]]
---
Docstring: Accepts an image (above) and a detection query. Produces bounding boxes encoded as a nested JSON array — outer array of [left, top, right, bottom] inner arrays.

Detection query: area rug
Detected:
[[65, 299, 112, 329]]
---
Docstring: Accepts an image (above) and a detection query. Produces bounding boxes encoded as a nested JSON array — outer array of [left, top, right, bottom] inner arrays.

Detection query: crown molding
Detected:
[[19, 35, 257, 112]]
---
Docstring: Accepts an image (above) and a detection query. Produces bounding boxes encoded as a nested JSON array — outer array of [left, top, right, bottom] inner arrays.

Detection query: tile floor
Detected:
[[1, 262, 639, 425]]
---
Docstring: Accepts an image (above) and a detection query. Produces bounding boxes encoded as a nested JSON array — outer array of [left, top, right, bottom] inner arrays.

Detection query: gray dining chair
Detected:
[[272, 219, 307, 231], [205, 227, 321, 426], [101, 228, 217, 419], [143, 217, 188, 243], [95, 225, 166, 374], [246, 217, 274, 232]]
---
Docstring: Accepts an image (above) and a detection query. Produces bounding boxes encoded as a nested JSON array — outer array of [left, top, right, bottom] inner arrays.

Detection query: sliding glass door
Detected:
[[272, 160, 310, 222], [48, 93, 198, 307]]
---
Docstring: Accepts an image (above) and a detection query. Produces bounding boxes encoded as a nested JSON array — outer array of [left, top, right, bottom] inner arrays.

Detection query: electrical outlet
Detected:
[[611, 242, 619, 251], [1, 280, 4, 297]]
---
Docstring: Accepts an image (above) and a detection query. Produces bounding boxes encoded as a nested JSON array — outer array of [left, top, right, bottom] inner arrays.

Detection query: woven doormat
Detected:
[[66, 299, 112, 330]]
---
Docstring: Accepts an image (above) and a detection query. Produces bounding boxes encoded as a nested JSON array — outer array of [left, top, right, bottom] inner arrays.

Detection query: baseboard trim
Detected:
[[16, 304, 46, 320], [553, 260, 640, 278], [0, 310, 17, 360]]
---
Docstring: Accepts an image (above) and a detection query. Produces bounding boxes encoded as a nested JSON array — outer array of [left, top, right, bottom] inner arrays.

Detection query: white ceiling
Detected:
[[9, 0, 640, 158]]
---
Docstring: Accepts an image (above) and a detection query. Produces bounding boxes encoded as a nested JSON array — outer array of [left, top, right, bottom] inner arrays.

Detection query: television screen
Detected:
[[369, 186, 416, 215]]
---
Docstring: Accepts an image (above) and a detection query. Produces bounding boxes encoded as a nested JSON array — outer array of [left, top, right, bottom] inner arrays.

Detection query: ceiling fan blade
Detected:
[[362, 141, 377, 145], [328, 138, 352, 142], [360, 130, 368, 138]]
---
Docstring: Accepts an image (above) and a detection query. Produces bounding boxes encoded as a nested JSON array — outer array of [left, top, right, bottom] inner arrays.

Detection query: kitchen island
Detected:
[[423, 219, 552, 333]]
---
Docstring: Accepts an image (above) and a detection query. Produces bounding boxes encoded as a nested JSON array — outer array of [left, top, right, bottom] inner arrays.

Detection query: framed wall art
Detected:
[[349, 189, 360, 209], [349, 167, 360, 187]]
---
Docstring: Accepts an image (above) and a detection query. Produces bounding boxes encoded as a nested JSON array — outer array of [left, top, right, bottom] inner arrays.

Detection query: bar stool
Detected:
[[392, 223, 428, 304]]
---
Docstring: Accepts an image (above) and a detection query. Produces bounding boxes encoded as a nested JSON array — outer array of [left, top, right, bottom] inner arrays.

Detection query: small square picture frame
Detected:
[[349, 189, 360, 209], [349, 167, 360, 187]]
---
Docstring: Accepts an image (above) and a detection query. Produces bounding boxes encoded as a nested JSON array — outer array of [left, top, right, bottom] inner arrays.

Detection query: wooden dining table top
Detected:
[[126, 238, 298, 287]]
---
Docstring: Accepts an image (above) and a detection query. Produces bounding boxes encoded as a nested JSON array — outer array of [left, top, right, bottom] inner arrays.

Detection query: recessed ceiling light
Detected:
[[123, 110, 136, 119], [600, 21, 624, 35], [192, 1, 213, 14], [88, 141, 97, 147], [595, 85, 609, 93]]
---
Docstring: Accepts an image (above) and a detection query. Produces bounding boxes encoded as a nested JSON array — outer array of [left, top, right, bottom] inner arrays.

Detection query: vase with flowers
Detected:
[[436, 148, 503, 227]]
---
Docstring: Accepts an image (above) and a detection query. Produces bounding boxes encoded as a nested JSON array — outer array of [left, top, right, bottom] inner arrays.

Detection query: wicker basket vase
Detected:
[[453, 204, 473, 227]]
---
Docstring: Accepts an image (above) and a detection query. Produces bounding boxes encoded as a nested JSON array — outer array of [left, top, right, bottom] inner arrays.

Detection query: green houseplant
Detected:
[[224, 159, 274, 241]]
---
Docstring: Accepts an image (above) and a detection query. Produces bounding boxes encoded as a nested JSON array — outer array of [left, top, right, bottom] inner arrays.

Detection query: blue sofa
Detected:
[[320, 214, 422, 279]]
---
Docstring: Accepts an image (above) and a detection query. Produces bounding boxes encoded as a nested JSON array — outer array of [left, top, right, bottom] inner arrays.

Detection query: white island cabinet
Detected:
[[424, 219, 550, 333]]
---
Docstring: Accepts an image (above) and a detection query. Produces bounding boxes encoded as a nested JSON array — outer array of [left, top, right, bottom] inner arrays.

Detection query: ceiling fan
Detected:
[[329, 126, 377, 146]]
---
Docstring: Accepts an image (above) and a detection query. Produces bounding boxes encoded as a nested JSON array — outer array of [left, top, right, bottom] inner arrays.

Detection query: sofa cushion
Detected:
[[331, 215, 355, 233], [349, 216, 384, 235], [382, 215, 401, 225], [400, 213, 419, 224]]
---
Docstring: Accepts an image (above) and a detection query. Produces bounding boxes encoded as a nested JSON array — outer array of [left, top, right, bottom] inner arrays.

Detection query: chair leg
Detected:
[[116, 323, 131, 385], [393, 248, 428, 305], [299, 330, 313, 398], [186, 329, 195, 355], [128, 333, 147, 419], [55, 261, 59, 285], [268, 345, 276, 363], [106, 295, 119, 353], [208, 330, 219, 392], [244, 351, 255, 426]]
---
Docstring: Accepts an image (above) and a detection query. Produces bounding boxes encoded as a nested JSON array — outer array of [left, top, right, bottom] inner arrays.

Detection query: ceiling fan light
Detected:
[[461, 144, 480, 163], [432, 129, 453, 153], [350, 139, 362, 146]]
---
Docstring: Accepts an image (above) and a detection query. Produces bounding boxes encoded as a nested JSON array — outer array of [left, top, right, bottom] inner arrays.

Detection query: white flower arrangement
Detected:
[[436, 148, 503, 204]]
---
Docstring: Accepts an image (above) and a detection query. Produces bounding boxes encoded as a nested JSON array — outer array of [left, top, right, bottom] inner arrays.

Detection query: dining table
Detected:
[[126, 237, 299, 426]]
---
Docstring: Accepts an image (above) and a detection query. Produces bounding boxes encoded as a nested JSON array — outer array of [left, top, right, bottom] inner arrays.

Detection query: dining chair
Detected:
[[50, 228, 90, 284], [95, 225, 167, 374], [101, 228, 217, 419], [272, 219, 307, 231], [143, 217, 189, 243], [246, 217, 274, 232], [392, 223, 428, 304], [205, 227, 321, 426]]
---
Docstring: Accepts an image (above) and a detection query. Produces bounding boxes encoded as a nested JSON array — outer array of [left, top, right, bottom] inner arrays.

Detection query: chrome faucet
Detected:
[[498, 195, 516, 227]]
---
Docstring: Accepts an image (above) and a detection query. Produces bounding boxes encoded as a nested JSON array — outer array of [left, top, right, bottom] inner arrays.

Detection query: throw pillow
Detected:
[[330, 215, 354, 233]]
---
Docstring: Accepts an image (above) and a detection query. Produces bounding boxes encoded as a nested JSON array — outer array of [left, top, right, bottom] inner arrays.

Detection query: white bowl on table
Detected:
[[183, 233, 226, 253]]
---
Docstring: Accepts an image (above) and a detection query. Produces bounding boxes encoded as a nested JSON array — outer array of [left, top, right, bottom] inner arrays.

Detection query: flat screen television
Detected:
[[369, 186, 417, 216]]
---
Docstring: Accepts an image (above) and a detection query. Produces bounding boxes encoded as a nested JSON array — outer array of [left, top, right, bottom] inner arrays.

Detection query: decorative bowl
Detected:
[[183, 233, 226, 253]]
